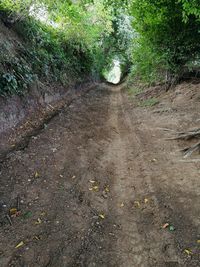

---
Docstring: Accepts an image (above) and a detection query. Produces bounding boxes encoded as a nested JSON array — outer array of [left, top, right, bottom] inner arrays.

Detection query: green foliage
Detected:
[[0, 41, 35, 95], [129, 0, 200, 85], [15, 18, 94, 79], [0, 0, 32, 13], [0, 0, 134, 95], [178, 0, 200, 21], [0, 0, 117, 95], [2, 0, 200, 96], [130, 38, 167, 84]]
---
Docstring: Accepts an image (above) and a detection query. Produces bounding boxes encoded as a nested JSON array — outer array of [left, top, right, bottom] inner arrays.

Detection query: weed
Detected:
[[140, 98, 159, 107], [0, 55, 36, 96], [127, 87, 143, 97]]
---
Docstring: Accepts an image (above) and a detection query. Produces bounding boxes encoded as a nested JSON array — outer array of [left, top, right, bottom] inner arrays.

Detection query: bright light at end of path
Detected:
[[107, 60, 121, 84]]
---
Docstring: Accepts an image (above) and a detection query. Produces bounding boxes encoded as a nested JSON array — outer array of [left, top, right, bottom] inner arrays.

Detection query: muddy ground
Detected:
[[0, 83, 200, 267]]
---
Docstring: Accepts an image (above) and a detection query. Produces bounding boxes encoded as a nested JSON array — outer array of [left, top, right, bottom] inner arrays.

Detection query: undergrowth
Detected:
[[0, 14, 95, 96]]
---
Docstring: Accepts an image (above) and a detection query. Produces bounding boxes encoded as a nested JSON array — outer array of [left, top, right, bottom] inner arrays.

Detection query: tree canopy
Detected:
[[130, 0, 200, 85], [0, 0, 200, 94]]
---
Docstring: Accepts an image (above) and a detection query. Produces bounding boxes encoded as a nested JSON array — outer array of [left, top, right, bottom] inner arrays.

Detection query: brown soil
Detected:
[[0, 82, 96, 162], [0, 83, 200, 267]]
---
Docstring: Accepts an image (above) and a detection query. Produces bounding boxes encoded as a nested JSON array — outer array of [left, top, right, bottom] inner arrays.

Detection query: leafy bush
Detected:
[[129, 0, 200, 86], [0, 62, 35, 95]]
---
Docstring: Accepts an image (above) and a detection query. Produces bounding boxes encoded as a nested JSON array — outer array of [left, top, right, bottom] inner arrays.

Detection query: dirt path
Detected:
[[0, 84, 200, 267]]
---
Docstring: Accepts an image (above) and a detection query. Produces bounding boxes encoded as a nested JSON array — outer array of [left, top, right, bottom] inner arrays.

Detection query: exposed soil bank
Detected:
[[0, 18, 99, 161], [0, 81, 97, 161]]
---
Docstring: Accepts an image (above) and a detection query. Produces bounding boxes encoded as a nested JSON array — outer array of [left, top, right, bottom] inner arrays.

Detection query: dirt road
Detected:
[[0, 84, 200, 267]]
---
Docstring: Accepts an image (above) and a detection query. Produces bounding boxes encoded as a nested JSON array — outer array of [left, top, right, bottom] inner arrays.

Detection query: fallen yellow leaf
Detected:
[[89, 184, 99, 192], [92, 186, 99, 192], [99, 214, 105, 219], [144, 198, 149, 204], [184, 249, 193, 255], [35, 218, 42, 225], [105, 186, 110, 192], [10, 208, 17, 215], [134, 201, 140, 208], [35, 172, 39, 178], [15, 241, 24, 249]]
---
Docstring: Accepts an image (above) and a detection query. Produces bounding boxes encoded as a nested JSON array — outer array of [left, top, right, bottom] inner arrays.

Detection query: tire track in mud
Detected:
[[101, 90, 148, 266], [99, 88, 183, 266]]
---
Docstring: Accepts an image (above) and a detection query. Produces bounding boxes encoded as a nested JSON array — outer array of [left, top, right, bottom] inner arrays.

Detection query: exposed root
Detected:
[[165, 128, 200, 157], [167, 128, 200, 141], [158, 127, 176, 132], [181, 141, 200, 158]]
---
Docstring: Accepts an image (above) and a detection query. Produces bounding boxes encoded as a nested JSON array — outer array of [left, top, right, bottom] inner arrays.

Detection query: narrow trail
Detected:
[[100, 87, 181, 266], [0, 84, 200, 267]]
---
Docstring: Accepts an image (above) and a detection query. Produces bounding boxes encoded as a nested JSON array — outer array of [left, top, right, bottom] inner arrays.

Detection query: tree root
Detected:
[[165, 127, 200, 157], [166, 128, 200, 140], [181, 141, 200, 158]]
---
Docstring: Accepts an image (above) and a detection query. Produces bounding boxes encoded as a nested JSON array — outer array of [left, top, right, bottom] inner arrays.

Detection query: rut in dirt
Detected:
[[0, 84, 200, 267]]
